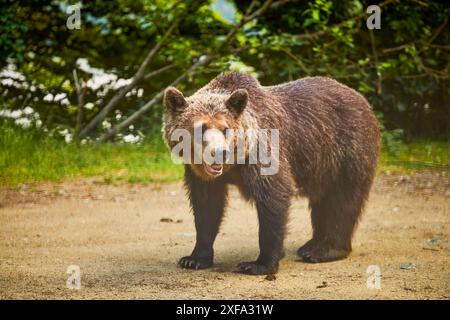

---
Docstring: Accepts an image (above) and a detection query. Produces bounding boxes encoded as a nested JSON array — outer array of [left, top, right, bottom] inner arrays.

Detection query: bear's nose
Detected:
[[211, 147, 231, 163]]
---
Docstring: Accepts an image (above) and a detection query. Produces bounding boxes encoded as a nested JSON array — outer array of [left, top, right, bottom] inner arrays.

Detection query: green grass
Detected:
[[0, 122, 448, 186], [0, 122, 183, 186], [380, 141, 449, 171]]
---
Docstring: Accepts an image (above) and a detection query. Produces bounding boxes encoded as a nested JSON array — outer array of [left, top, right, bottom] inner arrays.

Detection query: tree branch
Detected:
[[279, 48, 309, 74], [382, 42, 415, 53], [382, 18, 448, 54], [427, 18, 448, 45], [369, 29, 382, 94], [78, 16, 182, 139], [73, 69, 87, 136], [217, 0, 273, 52], [98, 0, 284, 142], [143, 63, 177, 80]]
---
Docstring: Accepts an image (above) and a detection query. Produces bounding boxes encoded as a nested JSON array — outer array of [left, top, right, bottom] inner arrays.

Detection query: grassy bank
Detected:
[[0, 123, 448, 186], [0, 123, 183, 186], [380, 141, 449, 171]]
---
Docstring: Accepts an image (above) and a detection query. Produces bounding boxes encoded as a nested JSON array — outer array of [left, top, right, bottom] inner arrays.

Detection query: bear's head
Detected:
[[163, 86, 250, 181]]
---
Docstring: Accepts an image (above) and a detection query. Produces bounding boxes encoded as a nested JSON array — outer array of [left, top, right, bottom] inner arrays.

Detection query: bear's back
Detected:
[[201, 72, 261, 94]]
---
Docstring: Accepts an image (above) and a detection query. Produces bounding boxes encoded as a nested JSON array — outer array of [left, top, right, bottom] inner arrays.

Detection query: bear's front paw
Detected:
[[236, 261, 278, 275], [178, 256, 213, 270]]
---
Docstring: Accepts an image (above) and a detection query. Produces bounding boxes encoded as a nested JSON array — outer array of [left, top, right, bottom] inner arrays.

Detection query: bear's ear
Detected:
[[164, 87, 187, 114], [226, 89, 248, 116]]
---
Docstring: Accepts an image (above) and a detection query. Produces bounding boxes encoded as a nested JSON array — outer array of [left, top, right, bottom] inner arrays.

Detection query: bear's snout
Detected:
[[210, 146, 231, 164]]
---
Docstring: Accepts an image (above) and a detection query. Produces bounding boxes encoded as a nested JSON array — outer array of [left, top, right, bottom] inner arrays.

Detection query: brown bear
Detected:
[[163, 72, 380, 275]]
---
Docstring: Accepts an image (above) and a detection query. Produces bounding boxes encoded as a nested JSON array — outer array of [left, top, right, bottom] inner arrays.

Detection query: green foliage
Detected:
[[0, 6, 27, 66], [0, 0, 449, 143], [382, 128, 404, 157], [380, 140, 450, 170], [246, 0, 449, 139], [377, 112, 404, 156]]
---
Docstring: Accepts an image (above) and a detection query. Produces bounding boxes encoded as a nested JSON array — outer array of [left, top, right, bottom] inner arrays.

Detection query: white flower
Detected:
[[77, 58, 119, 90], [87, 74, 117, 90], [1, 78, 14, 86], [54, 93, 66, 101], [65, 133, 73, 143], [137, 88, 144, 98], [36, 119, 42, 128], [10, 110, 22, 119], [84, 102, 94, 110], [123, 134, 140, 144], [129, 125, 134, 131], [0, 109, 12, 118], [0, 67, 25, 81], [61, 98, 71, 106], [23, 106, 34, 115], [43, 94, 53, 102], [52, 56, 62, 64], [15, 117, 31, 128], [102, 120, 111, 129], [114, 78, 132, 89]]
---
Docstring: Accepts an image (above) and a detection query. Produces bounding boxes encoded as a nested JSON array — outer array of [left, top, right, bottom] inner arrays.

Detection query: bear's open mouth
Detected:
[[204, 163, 223, 176]]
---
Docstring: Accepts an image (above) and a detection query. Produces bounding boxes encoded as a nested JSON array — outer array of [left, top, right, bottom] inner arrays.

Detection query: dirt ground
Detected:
[[0, 171, 449, 300]]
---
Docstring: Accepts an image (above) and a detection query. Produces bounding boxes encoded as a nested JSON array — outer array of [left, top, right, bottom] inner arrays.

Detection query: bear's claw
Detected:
[[178, 256, 212, 270], [297, 240, 349, 263], [236, 261, 278, 275]]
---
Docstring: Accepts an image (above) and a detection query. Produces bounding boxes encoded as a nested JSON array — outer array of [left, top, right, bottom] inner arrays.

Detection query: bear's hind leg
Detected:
[[297, 187, 366, 263]]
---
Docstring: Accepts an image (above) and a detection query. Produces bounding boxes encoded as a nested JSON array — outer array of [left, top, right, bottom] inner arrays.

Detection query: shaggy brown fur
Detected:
[[163, 72, 380, 275]]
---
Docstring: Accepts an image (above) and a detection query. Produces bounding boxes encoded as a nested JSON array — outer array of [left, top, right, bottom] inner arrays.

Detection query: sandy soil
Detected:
[[0, 171, 449, 299]]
